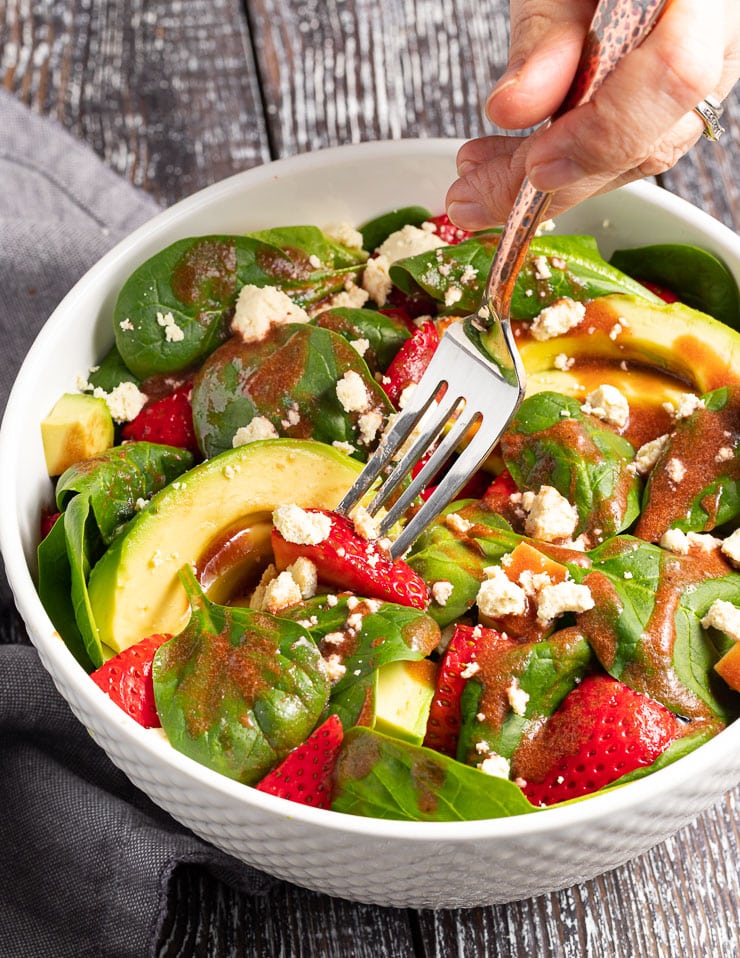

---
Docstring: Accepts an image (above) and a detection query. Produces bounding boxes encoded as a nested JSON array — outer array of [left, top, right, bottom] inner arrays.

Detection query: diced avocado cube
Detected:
[[373, 659, 436, 745], [40, 393, 114, 476]]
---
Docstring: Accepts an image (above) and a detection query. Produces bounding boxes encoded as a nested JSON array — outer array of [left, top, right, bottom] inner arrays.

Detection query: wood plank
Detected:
[[414, 786, 740, 958], [0, 0, 270, 206]]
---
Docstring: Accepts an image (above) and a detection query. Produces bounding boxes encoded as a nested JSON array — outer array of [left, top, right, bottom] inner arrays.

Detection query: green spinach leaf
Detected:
[[313, 306, 411, 373], [359, 206, 431, 252]]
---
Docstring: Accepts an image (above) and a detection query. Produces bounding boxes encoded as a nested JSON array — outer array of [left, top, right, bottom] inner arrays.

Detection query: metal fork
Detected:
[[337, 0, 669, 560]]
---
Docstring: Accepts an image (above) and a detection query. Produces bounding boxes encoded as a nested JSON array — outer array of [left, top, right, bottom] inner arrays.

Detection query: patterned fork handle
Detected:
[[482, 0, 670, 336]]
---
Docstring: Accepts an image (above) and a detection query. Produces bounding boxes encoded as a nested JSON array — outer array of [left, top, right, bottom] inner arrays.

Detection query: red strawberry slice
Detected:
[[40, 510, 62, 540], [378, 306, 417, 333], [385, 283, 437, 319], [517, 674, 681, 807], [90, 633, 171, 727], [271, 509, 429, 610], [383, 320, 440, 407], [638, 279, 680, 303], [423, 624, 507, 757], [425, 213, 473, 245], [121, 384, 200, 456], [256, 714, 344, 809]]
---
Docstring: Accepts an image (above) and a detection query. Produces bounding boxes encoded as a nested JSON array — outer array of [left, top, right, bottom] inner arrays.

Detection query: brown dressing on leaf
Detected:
[[171, 239, 237, 309]]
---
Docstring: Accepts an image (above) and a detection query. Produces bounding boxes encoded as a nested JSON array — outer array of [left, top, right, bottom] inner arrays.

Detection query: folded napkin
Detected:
[[0, 90, 275, 958]]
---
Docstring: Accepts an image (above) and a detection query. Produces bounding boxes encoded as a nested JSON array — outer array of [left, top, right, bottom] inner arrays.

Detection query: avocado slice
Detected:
[[517, 294, 740, 391], [87, 439, 362, 652], [372, 659, 437, 745], [41, 393, 114, 476]]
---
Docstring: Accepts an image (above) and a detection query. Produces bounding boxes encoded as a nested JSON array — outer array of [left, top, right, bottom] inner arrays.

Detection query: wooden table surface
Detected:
[[2, 2, 739, 956]]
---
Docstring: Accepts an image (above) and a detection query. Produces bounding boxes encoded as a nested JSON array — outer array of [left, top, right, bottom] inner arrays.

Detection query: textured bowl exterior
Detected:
[[2, 140, 740, 908]]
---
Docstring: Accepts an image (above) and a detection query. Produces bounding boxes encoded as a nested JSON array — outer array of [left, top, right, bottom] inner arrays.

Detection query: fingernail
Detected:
[[485, 59, 525, 116], [528, 157, 586, 192], [456, 159, 479, 176], [447, 201, 489, 229]]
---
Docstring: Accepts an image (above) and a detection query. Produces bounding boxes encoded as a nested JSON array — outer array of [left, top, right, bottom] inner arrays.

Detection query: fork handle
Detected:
[[484, 0, 670, 320]]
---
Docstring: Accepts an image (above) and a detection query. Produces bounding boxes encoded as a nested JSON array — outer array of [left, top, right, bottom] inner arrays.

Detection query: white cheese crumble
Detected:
[[553, 352, 575, 371], [376, 224, 447, 263], [272, 504, 331, 545], [332, 440, 356, 455], [231, 284, 309, 343], [119, 318, 134, 331], [536, 581, 594, 622], [323, 222, 365, 250], [701, 600, 740, 642], [322, 653, 347, 683], [476, 566, 527, 618], [522, 486, 579, 543], [721, 529, 740, 568], [358, 409, 384, 445], [460, 661, 480, 680], [529, 297, 586, 341], [350, 505, 381, 541], [444, 286, 463, 307], [263, 570, 303, 613], [581, 384, 629, 429], [634, 434, 670, 475], [506, 678, 529, 717], [336, 370, 370, 413], [673, 393, 706, 419], [156, 310, 185, 343], [286, 557, 318, 599], [362, 255, 393, 307], [327, 284, 370, 309], [349, 337, 370, 357], [232, 416, 279, 446], [92, 381, 148, 424], [446, 512, 473, 535], [431, 580, 454, 607], [659, 529, 721, 555], [532, 255, 552, 280], [666, 457, 686, 484], [478, 752, 511, 779]]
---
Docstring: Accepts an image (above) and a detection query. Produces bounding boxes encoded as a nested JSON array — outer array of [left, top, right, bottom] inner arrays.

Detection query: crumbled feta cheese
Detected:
[[272, 504, 331, 545], [431, 580, 454, 607], [376, 223, 447, 262], [358, 409, 383, 445], [336, 370, 370, 413], [263, 570, 303, 613], [660, 528, 690, 555], [119, 318, 134, 331], [553, 352, 575, 371], [232, 416, 279, 446], [231, 284, 309, 343], [362, 255, 393, 306], [322, 653, 347, 683], [476, 566, 527, 617], [716, 446, 734, 463], [517, 570, 552, 597], [328, 284, 370, 309], [445, 512, 473, 535], [249, 564, 277, 610], [721, 529, 740, 568], [581, 384, 629, 429], [475, 740, 491, 754], [351, 505, 381, 541], [701, 600, 740, 642], [666, 457, 686, 484], [634, 434, 670, 475], [444, 286, 463, 307], [460, 661, 480, 680], [287, 557, 318, 599], [536, 581, 594, 622], [308, 253, 322, 269], [532, 255, 552, 280], [529, 297, 586, 341], [673, 393, 706, 419], [349, 337, 370, 357], [506, 678, 529, 716], [156, 310, 185, 343], [92, 381, 148, 424], [522, 485, 579, 543], [135, 497, 148, 511], [478, 752, 511, 779], [324, 222, 365, 250], [460, 264, 476, 285]]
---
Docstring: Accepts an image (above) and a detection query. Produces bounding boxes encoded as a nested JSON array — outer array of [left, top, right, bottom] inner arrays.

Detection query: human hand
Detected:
[[446, 0, 739, 228]]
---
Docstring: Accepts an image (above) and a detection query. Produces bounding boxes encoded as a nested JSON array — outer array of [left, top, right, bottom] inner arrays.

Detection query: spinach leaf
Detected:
[[191, 323, 394, 458], [389, 235, 659, 319], [501, 392, 641, 543], [359, 206, 431, 252], [114, 232, 365, 378], [85, 344, 140, 393], [610, 244, 740, 328], [332, 727, 535, 821], [53, 442, 193, 667], [636, 386, 739, 541], [313, 306, 411, 372], [37, 515, 91, 670], [280, 594, 439, 727], [153, 567, 329, 785], [457, 628, 594, 764], [574, 535, 740, 723]]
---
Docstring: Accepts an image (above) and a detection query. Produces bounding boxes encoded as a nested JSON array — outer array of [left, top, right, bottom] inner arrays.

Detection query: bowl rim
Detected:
[[1, 137, 739, 842]]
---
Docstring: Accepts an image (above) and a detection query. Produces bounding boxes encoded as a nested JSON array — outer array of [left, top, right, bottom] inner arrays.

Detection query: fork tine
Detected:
[[374, 406, 481, 532], [385, 424, 503, 560]]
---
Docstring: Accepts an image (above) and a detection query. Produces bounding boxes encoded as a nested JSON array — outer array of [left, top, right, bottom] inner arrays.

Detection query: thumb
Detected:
[[487, 0, 593, 129]]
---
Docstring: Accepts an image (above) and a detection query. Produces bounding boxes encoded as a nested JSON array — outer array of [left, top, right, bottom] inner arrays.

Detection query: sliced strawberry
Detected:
[[517, 674, 681, 807], [423, 624, 506, 757], [256, 714, 344, 809], [121, 384, 199, 456], [40, 510, 62, 540], [271, 508, 429, 610], [385, 283, 437, 319], [378, 306, 416, 333], [383, 320, 440, 407], [425, 213, 473, 245], [90, 633, 171, 727], [483, 468, 518, 499], [639, 279, 680, 303]]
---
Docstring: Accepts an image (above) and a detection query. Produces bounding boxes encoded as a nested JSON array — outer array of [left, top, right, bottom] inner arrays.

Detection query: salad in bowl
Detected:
[[34, 194, 740, 821], [2, 140, 739, 907]]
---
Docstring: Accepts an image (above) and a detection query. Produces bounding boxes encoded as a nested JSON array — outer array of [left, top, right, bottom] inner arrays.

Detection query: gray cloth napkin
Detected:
[[0, 90, 274, 958]]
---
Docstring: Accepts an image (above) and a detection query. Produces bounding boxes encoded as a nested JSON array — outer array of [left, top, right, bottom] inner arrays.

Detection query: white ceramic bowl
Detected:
[[2, 140, 739, 909]]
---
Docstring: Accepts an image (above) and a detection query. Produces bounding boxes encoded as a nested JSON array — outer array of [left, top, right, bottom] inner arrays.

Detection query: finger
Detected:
[[486, 0, 593, 129], [525, 0, 726, 193]]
